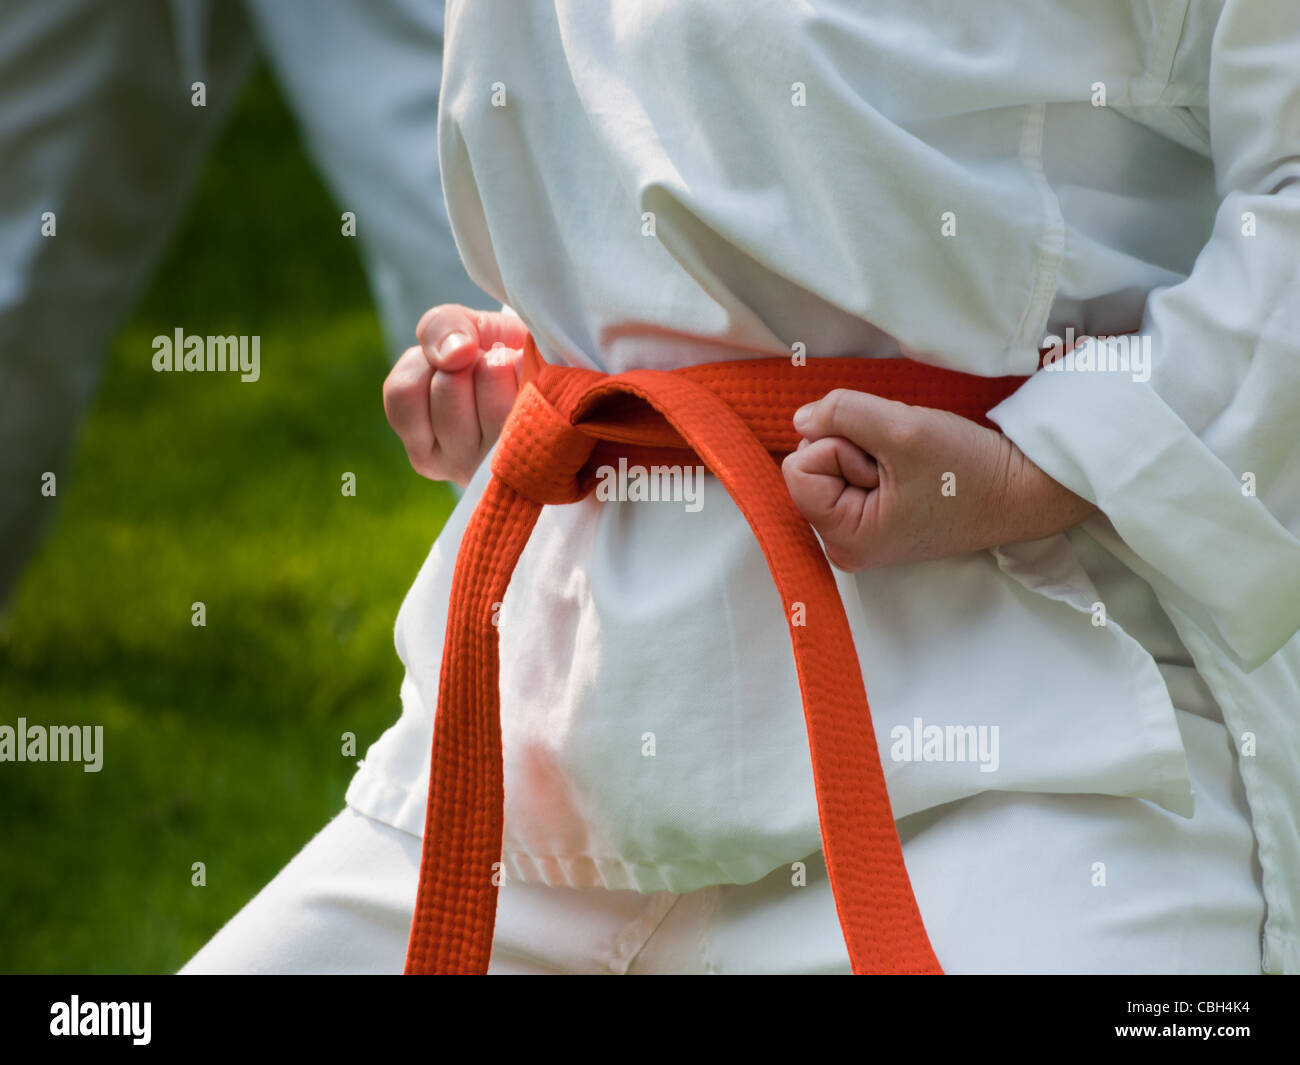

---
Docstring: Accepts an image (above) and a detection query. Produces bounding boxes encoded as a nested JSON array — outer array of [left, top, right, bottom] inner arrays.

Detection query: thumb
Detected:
[[415, 305, 529, 373], [415, 304, 480, 371]]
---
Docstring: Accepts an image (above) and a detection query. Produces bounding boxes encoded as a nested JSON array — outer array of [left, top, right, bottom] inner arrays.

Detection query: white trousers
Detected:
[[179, 704, 1266, 974]]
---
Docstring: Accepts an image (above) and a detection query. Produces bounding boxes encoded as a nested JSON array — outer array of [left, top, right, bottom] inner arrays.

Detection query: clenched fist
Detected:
[[383, 304, 528, 486], [781, 388, 1097, 571]]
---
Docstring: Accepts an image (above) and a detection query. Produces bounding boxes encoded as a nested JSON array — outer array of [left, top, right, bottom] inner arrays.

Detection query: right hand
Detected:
[[383, 304, 529, 486]]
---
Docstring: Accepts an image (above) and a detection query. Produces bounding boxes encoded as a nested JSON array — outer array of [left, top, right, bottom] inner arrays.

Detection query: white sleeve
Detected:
[[988, 1, 1300, 671]]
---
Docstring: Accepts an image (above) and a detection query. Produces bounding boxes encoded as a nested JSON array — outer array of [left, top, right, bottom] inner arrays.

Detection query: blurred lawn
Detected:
[[0, 65, 455, 973]]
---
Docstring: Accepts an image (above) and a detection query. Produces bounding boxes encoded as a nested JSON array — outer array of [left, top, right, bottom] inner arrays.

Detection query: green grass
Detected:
[[0, 65, 455, 973]]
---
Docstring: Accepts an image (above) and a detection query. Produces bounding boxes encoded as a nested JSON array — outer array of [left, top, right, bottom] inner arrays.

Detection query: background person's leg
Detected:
[[245, 0, 489, 364], [0, 0, 255, 609]]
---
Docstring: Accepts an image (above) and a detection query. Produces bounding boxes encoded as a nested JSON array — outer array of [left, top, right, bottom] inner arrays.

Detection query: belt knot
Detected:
[[490, 380, 596, 505]]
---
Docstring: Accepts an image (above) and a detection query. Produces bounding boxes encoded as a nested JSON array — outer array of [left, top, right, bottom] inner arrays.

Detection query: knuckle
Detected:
[[821, 388, 851, 427], [883, 410, 922, 450], [386, 347, 425, 387], [381, 378, 404, 422], [383, 369, 423, 420], [414, 309, 439, 347]]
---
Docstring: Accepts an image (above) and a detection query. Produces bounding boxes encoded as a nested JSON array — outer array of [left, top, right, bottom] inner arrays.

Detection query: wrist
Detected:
[[998, 441, 1097, 545]]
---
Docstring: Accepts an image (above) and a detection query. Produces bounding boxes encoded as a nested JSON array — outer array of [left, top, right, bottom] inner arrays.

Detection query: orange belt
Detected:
[[404, 335, 1033, 975]]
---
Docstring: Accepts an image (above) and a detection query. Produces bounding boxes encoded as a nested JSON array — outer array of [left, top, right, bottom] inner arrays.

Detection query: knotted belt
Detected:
[[405, 334, 1035, 975]]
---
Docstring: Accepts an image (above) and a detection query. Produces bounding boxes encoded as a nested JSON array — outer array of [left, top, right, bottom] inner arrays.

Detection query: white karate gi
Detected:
[[0, 0, 484, 605], [185, 0, 1300, 974]]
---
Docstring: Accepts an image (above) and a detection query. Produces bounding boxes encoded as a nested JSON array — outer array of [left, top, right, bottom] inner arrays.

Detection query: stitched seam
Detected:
[[1133, 0, 1190, 103], [1148, 0, 1195, 103], [1009, 103, 1065, 362], [616, 892, 686, 974]]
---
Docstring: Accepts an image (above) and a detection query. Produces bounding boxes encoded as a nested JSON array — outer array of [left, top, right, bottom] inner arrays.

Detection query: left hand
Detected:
[[781, 389, 1098, 571]]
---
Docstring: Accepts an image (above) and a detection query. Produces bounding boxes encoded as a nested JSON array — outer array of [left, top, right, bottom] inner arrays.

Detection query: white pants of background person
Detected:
[[0, 0, 484, 608]]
